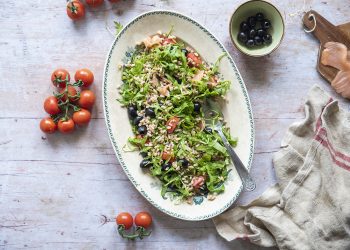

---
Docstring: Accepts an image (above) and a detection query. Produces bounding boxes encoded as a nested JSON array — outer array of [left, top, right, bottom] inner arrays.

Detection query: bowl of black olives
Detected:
[[229, 0, 284, 57]]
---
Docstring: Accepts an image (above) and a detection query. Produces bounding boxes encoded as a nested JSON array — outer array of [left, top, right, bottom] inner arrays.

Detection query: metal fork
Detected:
[[203, 99, 256, 192]]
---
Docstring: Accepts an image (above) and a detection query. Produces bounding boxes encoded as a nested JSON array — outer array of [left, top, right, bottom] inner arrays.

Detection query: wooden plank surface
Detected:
[[1, 0, 349, 249]]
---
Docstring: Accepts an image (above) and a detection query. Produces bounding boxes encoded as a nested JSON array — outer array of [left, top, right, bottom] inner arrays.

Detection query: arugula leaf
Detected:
[[114, 21, 123, 36]]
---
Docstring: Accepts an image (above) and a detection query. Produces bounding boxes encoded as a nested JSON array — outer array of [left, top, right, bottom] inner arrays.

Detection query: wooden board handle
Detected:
[[303, 10, 336, 42], [303, 10, 350, 48]]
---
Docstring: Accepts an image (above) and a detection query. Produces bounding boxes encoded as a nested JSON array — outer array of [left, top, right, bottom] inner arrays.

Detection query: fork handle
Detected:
[[216, 129, 256, 191]]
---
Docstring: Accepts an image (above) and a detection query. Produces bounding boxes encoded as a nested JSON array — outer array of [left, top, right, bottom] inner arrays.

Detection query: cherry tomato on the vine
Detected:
[[116, 212, 133, 230], [51, 69, 70, 88], [134, 212, 152, 229], [72, 109, 91, 126], [58, 119, 75, 133], [86, 0, 104, 7], [44, 96, 60, 115], [40, 118, 57, 134], [78, 90, 95, 109], [60, 86, 78, 102], [67, 0, 85, 20], [74, 68, 94, 88]]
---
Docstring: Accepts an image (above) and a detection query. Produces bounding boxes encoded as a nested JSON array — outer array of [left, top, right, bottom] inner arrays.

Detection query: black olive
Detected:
[[254, 36, 263, 46], [237, 32, 248, 43], [181, 48, 189, 56], [240, 21, 249, 32], [133, 116, 143, 126], [263, 34, 272, 44], [247, 16, 257, 27], [145, 107, 156, 118], [204, 127, 213, 134], [246, 39, 255, 48], [140, 151, 148, 158], [161, 162, 172, 171], [127, 105, 138, 119], [248, 29, 256, 39], [193, 102, 201, 113], [257, 28, 266, 38], [256, 12, 264, 21], [138, 125, 147, 135], [199, 184, 210, 195], [178, 158, 189, 167], [174, 76, 181, 84], [262, 19, 271, 30], [140, 159, 152, 168]]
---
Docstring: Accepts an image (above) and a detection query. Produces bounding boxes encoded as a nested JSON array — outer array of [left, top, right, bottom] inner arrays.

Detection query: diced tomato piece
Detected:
[[166, 116, 180, 133], [191, 176, 205, 189], [161, 150, 174, 162], [161, 38, 176, 45], [187, 52, 202, 67]]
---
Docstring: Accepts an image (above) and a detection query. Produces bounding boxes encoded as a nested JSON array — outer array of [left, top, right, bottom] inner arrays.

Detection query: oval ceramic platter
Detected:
[[103, 10, 254, 221]]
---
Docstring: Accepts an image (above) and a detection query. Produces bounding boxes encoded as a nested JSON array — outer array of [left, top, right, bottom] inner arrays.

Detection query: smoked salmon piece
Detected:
[[321, 42, 350, 99], [331, 70, 350, 99], [321, 42, 350, 71]]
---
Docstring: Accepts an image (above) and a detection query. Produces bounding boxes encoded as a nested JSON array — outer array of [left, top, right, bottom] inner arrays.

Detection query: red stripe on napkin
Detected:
[[313, 97, 350, 171]]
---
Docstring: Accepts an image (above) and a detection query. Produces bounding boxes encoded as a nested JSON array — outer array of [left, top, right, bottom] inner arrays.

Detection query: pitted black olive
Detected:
[[145, 107, 156, 118], [178, 158, 189, 167], [140, 159, 152, 168], [138, 125, 147, 135], [161, 162, 172, 171], [133, 116, 143, 126], [127, 104, 138, 119], [193, 102, 201, 113]]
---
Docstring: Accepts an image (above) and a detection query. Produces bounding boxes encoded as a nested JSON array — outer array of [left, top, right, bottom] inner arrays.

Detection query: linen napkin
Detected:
[[213, 85, 350, 250]]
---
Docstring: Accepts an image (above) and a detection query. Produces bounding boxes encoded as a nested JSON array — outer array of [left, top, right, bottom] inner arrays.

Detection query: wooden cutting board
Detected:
[[303, 10, 350, 83]]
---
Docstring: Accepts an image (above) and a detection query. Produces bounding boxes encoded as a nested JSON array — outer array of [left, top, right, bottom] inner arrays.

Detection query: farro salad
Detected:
[[118, 31, 237, 203]]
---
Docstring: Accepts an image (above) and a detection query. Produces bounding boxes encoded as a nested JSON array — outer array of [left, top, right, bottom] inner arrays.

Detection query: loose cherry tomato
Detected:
[[166, 116, 180, 133], [67, 0, 85, 20], [58, 119, 75, 133], [78, 90, 95, 109], [187, 52, 202, 67], [60, 86, 78, 102], [86, 0, 104, 7], [74, 68, 94, 88], [44, 96, 60, 115], [51, 69, 70, 88], [40, 118, 57, 134], [116, 212, 133, 230], [72, 109, 91, 126], [134, 212, 152, 229]]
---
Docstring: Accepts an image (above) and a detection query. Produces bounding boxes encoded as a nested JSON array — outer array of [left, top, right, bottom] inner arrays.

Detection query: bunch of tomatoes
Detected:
[[116, 212, 152, 240], [67, 0, 121, 21], [40, 68, 96, 134]]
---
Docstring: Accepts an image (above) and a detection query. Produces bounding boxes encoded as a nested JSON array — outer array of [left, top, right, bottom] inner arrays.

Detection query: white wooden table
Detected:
[[1, 0, 349, 249]]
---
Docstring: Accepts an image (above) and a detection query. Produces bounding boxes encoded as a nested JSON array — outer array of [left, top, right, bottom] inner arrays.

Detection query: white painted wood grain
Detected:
[[1, 0, 349, 249]]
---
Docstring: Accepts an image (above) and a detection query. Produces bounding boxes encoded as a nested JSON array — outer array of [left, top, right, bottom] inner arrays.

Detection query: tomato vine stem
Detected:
[[117, 225, 152, 240], [51, 79, 82, 122]]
